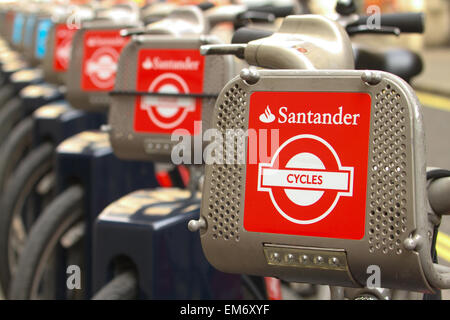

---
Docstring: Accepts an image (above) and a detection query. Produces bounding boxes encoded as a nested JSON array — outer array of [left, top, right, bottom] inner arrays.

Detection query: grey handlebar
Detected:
[[429, 176, 450, 216]]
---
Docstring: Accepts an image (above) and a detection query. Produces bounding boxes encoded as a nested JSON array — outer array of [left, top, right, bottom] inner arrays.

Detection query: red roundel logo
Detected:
[[141, 73, 196, 130], [81, 30, 130, 91], [244, 91, 371, 240], [85, 47, 119, 89], [258, 134, 354, 224], [134, 49, 204, 135]]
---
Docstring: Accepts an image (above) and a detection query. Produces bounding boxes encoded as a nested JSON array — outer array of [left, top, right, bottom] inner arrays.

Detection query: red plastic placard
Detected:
[[81, 30, 129, 91], [53, 24, 78, 72], [134, 49, 205, 135], [244, 91, 371, 240]]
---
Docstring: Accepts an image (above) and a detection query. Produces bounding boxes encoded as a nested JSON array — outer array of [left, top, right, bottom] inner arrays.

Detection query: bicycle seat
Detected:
[[94, 3, 140, 24], [225, 15, 355, 70], [353, 44, 423, 83], [140, 3, 176, 25], [138, 6, 207, 36]]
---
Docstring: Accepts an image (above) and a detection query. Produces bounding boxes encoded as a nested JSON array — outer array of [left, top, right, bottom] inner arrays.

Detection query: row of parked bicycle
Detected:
[[0, 0, 448, 300]]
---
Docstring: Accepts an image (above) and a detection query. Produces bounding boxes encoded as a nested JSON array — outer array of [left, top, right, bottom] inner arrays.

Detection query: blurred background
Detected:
[[1, 0, 448, 93]]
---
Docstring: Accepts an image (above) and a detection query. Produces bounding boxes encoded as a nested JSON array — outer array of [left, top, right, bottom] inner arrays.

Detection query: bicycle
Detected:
[[0, 3, 100, 294], [96, 1, 425, 300], [189, 11, 449, 300], [7, 2, 165, 300], [91, 2, 297, 300]]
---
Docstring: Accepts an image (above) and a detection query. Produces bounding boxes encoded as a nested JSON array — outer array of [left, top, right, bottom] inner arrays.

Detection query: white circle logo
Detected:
[[85, 47, 119, 89], [258, 134, 354, 225], [140, 73, 196, 129], [56, 37, 72, 69]]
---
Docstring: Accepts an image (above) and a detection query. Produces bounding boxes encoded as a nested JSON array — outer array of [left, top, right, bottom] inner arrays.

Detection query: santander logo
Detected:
[[142, 56, 200, 71], [257, 134, 354, 225], [85, 47, 119, 88], [55, 40, 71, 67], [245, 91, 370, 239], [259, 106, 276, 123], [260, 105, 361, 126], [86, 36, 127, 48]]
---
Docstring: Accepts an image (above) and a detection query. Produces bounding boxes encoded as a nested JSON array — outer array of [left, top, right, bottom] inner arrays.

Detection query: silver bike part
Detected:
[[108, 6, 235, 163], [428, 177, 450, 216], [202, 14, 355, 70], [194, 67, 449, 293], [140, 3, 176, 25], [122, 6, 207, 37], [66, 14, 140, 112], [42, 7, 95, 85]]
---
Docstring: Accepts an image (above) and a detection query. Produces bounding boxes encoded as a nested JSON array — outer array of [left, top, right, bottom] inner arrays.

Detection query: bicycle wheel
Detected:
[[0, 97, 23, 144], [92, 270, 264, 300], [0, 116, 33, 192], [0, 84, 15, 109], [9, 185, 84, 300], [92, 271, 138, 300], [0, 142, 54, 293]]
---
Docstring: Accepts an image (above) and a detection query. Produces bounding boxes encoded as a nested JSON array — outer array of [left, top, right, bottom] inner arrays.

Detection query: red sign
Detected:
[[81, 30, 129, 91], [133, 49, 204, 135], [53, 24, 78, 72], [244, 92, 371, 240]]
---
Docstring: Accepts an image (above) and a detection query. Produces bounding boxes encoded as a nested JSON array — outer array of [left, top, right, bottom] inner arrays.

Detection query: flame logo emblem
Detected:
[[259, 106, 276, 123], [143, 58, 153, 70]]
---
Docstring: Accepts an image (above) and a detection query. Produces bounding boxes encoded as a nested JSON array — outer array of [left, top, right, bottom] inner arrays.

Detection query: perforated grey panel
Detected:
[[206, 84, 247, 242], [200, 70, 432, 292], [367, 84, 410, 255], [205, 78, 416, 254]]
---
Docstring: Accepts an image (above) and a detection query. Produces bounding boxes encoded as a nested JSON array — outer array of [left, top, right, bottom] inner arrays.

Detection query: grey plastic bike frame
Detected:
[[202, 14, 355, 71], [122, 6, 207, 37], [108, 6, 235, 163], [24, 13, 49, 67], [188, 14, 450, 293], [429, 177, 450, 216], [245, 14, 354, 70], [42, 22, 67, 85], [66, 20, 139, 112], [109, 34, 234, 163], [140, 3, 176, 25], [42, 7, 95, 85], [144, 6, 207, 36], [197, 69, 438, 293]]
